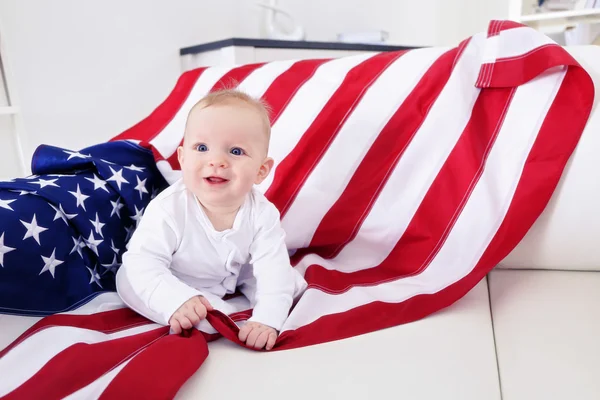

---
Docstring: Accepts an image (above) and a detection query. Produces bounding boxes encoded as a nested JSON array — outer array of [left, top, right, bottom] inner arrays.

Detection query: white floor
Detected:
[[175, 279, 501, 400], [489, 269, 600, 400]]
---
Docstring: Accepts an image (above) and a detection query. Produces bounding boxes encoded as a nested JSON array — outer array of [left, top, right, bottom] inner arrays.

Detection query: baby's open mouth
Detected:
[[204, 176, 229, 184]]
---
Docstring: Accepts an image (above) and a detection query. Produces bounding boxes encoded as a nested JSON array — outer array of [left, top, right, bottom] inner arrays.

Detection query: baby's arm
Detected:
[[116, 200, 207, 330], [242, 201, 297, 347]]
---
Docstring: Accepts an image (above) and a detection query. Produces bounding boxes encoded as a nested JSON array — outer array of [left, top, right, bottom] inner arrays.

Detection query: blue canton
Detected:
[[0, 141, 168, 316]]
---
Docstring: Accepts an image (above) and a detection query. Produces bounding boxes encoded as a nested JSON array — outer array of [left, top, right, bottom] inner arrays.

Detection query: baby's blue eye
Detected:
[[230, 147, 245, 156], [196, 144, 208, 152]]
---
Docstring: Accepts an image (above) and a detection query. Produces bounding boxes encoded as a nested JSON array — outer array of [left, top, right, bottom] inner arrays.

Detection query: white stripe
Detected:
[[281, 47, 448, 250], [0, 293, 127, 354], [63, 358, 132, 400], [149, 66, 234, 158], [157, 160, 182, 185], [257, 53, 377, 194], [482, 26, 555, 63], [237, 59, 297, 97], [62, 292, 125, 315], [283, 61, 567, 332], [0, 323, 161, 396], [294, 33, 485, 273]]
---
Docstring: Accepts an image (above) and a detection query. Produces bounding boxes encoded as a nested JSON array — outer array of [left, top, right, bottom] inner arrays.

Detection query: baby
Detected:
[[116, 89, 306, 351]]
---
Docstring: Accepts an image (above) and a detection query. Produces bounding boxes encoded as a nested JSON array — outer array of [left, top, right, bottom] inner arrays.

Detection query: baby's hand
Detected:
[[169, 295, 213, 335], [238, 321, 278, 350]]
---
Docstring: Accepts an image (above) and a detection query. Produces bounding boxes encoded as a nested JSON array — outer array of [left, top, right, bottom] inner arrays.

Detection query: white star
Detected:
[[90, 212, 106, 237], [21, 214, 49, 245], [48, 174, 74, 178], [151, 187, 159, 199], [30, 178, 59, 188], [131, 205, 144, 227], [39, 248, 64, 278], [101, 254, 120, 275], [11, 190, 37, 196], [106, 166, 129, 190], [86, 265, 103, 288], [85, 174, 110, 193], [124, 225, 135, 242], [134, 176, 148, 200], [100, 159, 116, 165], [110, 239, 120, 255], [0, 198, 16, 211], [110, 198, 125, 219], [49, 203, 77, 224], [64, 150, 91, 160], [68, 184, 89, 211], [0, 232, 16, 267], [70, 236, 85, 258], [84, 230, 103, 256], [125, 164, 145, 172]]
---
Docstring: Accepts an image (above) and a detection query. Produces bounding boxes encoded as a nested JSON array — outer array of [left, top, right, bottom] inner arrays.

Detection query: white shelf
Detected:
[[0, 106, 19, 115], [520, 8, 600, 23]]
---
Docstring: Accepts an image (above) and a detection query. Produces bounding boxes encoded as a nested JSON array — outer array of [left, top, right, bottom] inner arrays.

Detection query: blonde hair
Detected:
[[187, 88, 272, 141]]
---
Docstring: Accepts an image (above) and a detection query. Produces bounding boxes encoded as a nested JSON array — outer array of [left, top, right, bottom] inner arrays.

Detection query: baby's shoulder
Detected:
[[247, 188, 282, 227], [145, 179, 190, 220]]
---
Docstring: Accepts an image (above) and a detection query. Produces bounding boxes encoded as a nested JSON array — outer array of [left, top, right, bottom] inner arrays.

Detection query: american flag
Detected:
[[0, 142, 167, 316], [0, 20, 594, 398]]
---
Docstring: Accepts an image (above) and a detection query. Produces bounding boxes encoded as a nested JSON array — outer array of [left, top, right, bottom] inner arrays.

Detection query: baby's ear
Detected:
[[177, 146, 184, 168], [255, 157, 274, 184]]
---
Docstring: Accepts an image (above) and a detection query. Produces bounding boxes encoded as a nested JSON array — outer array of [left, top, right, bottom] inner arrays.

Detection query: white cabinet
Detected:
[[179, 38, 418, 71]]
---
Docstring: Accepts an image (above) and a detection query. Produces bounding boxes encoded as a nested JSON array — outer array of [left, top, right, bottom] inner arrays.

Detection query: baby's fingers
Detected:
[[198, 296, 213, 311], [176, 314, 193, 330], [193, 303, 207, 320], [245, 327, 261, 348], [170, 319, 182, 335], [265, 331, 277, 351], [238, 324, 252, 342], [253, 330, 270, 350]]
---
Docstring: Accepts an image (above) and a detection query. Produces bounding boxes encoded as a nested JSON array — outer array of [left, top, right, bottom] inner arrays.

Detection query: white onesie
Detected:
[[115, 178, 307, 332]]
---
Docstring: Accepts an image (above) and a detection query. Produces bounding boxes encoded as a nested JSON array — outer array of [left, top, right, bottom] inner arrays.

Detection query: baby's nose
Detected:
[[208, 157, 227, 168]]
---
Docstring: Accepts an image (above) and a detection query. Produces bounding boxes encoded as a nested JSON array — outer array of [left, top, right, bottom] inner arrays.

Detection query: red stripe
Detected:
[[204, 310, 272, 351], [275, 53, 594, 350], [265, 50, 408, 216], [488, 19, 525, 36], [212, 62, 267, 91], [110, 68, 206, 143], [100, 329, 208, 399], [262, 58, 331, 124], [163, 63, 267, 169], [452, 37, 471, 70], [206, 310, 244, 345], [289, 48, 457, 264], [3, 327, 168, 399], [302, 85, 516, 294], [476, 44, 578, 89], [0, 308, 151, 359]]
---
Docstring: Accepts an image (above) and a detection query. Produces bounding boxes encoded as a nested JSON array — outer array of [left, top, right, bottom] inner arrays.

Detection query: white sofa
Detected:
[[1, 44, 599, 400]]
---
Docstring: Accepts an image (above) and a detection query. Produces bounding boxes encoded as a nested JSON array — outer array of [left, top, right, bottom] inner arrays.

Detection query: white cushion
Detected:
[[175, 279, 500, 400], [501, 46, 600, 271], [489, 269, 600, 400]]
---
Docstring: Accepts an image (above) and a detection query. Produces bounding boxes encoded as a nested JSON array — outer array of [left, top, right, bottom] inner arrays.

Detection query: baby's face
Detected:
[[177, 102, 272, 208]]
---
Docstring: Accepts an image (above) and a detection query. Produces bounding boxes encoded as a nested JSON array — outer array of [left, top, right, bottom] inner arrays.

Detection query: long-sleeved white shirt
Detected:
[[116, 178, 306, 331]]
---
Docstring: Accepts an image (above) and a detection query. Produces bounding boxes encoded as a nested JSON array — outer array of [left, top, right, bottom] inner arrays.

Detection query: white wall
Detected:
[[0, 0, 506, 177], [0, 0, 237, 175], [234, 0, 510, 46]]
